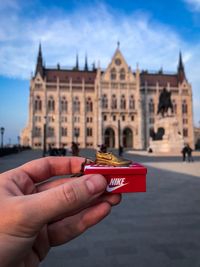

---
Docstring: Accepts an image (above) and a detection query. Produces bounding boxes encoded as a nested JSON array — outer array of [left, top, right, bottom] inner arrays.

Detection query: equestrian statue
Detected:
[[157, 87, 173, 117]]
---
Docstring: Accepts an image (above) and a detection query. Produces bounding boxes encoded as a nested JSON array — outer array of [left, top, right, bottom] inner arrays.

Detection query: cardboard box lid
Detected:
[[84, 162, 147, 175]]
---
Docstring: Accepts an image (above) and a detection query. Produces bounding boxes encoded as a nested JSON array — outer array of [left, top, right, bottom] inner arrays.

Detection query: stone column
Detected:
[[69, 78, 73, 143], [82, 78, 86, 148]]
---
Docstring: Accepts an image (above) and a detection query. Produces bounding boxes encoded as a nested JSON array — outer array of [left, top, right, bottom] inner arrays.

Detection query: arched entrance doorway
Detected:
[[122, 128, 133, 148], [104, 128, 115, 148]]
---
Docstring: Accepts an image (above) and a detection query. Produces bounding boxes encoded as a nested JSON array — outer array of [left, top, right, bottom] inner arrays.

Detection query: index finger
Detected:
[[20, 156, 86, 183]]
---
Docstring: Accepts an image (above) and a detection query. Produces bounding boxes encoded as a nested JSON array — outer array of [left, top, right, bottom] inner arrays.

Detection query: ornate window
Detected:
[[34, 127, 41, 137], [61, 116, 67, 123], [61, 96, 68, 113], [149, 99, 154, 114], [48, 96, 55, 112], [74, 127, 80, 136], [110, 68, 116, 80], [73, 96, 80, 113], [183, 128, 188, 137], [129, 95, 135, 109], [182, 100, 188, 114], [86, 128, 93, 137], [111, 94, 117, 109], [120, 95, 126, 109], [34, 96, 42, 111], [86, 97, 93, 112], [102, 94, 108, 109], [120, 68, 125, 80], [47, 127, 54, 137], [61, 127, 67, 136]]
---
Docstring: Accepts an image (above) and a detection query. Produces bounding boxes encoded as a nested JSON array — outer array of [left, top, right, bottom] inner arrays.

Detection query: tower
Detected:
[[177, 51, 186, 83], [35, 43, 44, 77], [84, 54, 88, 71], [75, 53, 79, 70]]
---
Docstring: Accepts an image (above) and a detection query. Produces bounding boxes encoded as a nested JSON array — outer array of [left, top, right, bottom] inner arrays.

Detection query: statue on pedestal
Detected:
[[157, 88, 173, 117], [149, 87, 184, 153]]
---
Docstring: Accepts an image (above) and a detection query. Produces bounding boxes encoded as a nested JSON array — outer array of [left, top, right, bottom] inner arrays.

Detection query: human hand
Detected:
[[0, 157, 121, 267]]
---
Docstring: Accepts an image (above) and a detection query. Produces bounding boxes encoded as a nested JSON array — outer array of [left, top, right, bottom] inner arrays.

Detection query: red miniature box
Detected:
[[84, 162, 147, 193]]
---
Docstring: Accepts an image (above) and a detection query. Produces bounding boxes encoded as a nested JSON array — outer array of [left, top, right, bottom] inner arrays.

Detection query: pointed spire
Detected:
[[177, 51, 186, 83], [35, 43, 44, 77], [75, 53, 79, 70], [39, 42, 42, 57], [178, 51, 184, 70], [84, 53, 88, 71], [92, 61, 96, 71]]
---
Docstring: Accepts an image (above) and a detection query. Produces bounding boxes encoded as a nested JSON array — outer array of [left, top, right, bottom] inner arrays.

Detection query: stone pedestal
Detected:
[[149, 116, 184, 153]]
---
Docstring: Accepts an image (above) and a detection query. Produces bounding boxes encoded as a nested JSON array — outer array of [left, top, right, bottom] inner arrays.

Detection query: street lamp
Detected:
[[74, 129, 79, 144], [0, 127, 5, 148], [43, 116, 47, 157], [17, 136, 20, 146], [118, 119, 121, 156]]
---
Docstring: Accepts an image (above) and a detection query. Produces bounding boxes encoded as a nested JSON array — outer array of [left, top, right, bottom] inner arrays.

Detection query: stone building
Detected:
[[21, 44, 194, 150]]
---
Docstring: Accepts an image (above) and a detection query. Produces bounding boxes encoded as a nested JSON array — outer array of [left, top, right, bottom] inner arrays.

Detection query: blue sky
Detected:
[[0, 0, 200, 144]]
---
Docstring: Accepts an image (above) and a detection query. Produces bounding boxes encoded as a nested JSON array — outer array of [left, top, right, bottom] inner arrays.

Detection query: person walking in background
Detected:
[[181, 145, 188, 162], [60, 144, 66, 156], [71, 142, 79, 156], [99, 144, 107, 153], [186, 144, 194, 162], [119, 145, 123, 157]]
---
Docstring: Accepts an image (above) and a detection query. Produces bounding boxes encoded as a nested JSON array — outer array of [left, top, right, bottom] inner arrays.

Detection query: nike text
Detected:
[[109, 178, 126, 186]]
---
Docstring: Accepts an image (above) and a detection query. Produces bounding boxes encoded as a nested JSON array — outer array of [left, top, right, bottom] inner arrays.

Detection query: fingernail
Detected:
[[85, 174, 107, 195]]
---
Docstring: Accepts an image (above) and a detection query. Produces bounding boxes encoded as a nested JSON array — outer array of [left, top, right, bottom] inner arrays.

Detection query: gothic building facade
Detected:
[[21, 44, 194, 149]]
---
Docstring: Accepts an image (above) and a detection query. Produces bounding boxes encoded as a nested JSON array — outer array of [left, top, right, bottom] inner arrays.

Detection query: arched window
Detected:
[[86, 97, 93, 112], [183, 128, 188, 137], [61, 127, 67, 136], [120, 68, 125, 80], [47, 127, 54, 137], [110, 68, 116, 80], [48, 96, 55, 112], [182, 100, 188, 114], [120, 95, 126, 109], [73, 96, 80, 113], [34, 96, 42, 111], [149, 99, 154, 114], [102, 94, 108, 109], [34, 127, 41, 137], [129, 95, 135, 109], [111, 94, 117, 109], [86, 128, 93, 137], [61, 96, 68, 113], [172, 99, 177, 114]]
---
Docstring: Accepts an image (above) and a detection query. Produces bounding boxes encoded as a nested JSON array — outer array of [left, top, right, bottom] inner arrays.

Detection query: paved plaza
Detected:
[[0, 150, 200, 267]]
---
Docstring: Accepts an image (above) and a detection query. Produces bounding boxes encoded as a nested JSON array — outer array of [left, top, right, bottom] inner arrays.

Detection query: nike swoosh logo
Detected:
[[106, 183, 128, 192]]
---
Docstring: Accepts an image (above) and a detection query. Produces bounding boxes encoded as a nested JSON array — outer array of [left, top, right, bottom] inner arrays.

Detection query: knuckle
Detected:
[[61, 184, 78, 205]]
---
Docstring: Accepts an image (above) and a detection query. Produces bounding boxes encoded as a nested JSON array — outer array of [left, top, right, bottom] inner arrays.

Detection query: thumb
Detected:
[[24, 174, 107, 228]]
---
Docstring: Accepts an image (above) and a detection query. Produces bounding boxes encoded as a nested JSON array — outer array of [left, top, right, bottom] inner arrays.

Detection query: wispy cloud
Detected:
[[0, 1, 199, 124], [0, 3, 184, 77], [184, 0, 200, 11], [0, 0, 20, 10]]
